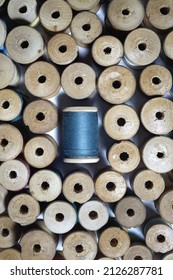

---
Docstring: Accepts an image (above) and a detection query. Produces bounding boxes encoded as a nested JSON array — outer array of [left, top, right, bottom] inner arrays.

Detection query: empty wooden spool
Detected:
[[0, 185, 8, 214], [67, 0, 100, 12], [123, 243, 153, 260], [0, 216, 21, 248], [155, 189, 173, 224], [0, 248, 21, 260], [0, 53, 20, 89]]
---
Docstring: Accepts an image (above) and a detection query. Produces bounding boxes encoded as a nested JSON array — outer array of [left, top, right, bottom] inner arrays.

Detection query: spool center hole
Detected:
[[1, 138, 8, 147], [74, 183, 83, 193], [103, 47, 112, 55], [127, 208, 135, 217], [145, 180, 153, 190], [106, 182, 116, 191], [33, 244, 41, 253], [89, 210, 98, 220], [122, 9, 130, 15], [152, 77, 161, 85], [75, 245, 84, 253], [112, 80, 121, 89], [138, 43, 147, 51], [20, 41, 29, 49], [51, 11, 60, 19], [9, 171, 17, 179], [110, 238, 118, 247], [156, 112, 164, 120], [117, 118, 126, 127], [19, 5, 27, 13], [59, 45, 67, 53], [157, 234, 165, 243], [75, 77, 83, 85], [157, 152, 165, 159], [35, 148, 44, 156], [56, 213, 64, 222], [36, 112, 45, 121], [120, 152, 129, 161], [38, 75, 46, 84], [2, 228, 9, 237], [134, 255, 143, 260], [41, 181, 49, 191], [82, 23, 91, 31], [20, 205, 29, 215], [160, 7, 170, 15], [2, 101, 10, 109]]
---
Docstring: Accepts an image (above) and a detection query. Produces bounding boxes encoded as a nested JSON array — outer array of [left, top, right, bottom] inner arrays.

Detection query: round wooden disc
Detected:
[[67, 0, 100, 11], [62, 171, 94, 204], [78, 200, 109, 231], [114, 196, 146, 228], [71, 11, 102, 45], [156, 190, 173, 224], [98, 66, 136, 104], [29, 169, 62, 202], [133, 169, 165, 201], [63, 231, 97, 260], [142, 136, 173, 173], [0, 159, 30, 191], [124, 28, 161, 67], [44, 201, 76, 234], [92, 35, 123, 67], [0, 19, 6, 47], [163, 31, 173, 60], [139, 64, 172, 96], [39, 0, 72, 32], [0, 89, 22, 121], [123, 244, 153, 260], [107, 0, 144, 31], [162, 251, 173, 260], [0, 184, 8, 214], [61, 62, 96, 99], [0, 248, 21, 260], [0, 216, 21, 248], [0, 53, 17, 89], [6, 26, 44, 64], [24, 135, 58, 168], [98, 227, 130, 258], [104, 105, 140, 140], [20, 229, 57, 260], [0, 124, 23, 162], [24, 61, 61, 99], [108, 141, 140, 173], [95, 170, 127, 203]]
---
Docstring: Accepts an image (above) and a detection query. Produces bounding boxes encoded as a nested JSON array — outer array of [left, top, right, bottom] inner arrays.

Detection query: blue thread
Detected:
[[63, 108, 99, 161]]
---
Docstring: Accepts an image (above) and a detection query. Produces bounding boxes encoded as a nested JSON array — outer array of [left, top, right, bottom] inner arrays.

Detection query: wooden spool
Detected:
[[0, 216, 21, 248], [95, 170, 127, 203], [0, 184, 8, 214], [91, 35, 123, 67], [70, 11, 102, 47], [0, 124, 23, 162], [62, 171, 94, 204], [124, 28, 161, 68], [0, 248, 21, 260], [61, 62, 96, 99], [114, 196, 146, 228], [123, 244, 153, 260], [39, 0, 72, 32], [67, 0, 100, 11], [48, 33, 78, 66], [104, 105, 140, 140], [162, 251, 173, 260], [163, 31, 173, 61], [132, 169, 165, 201], [8, 193, 40, 226], [44, 201, 77, 234], [6, 26, 44, 64], [24, 61, 61, 99], [0, 53, 20, 89], [0, 0, 6, 7], [29, 169, 62, 203], [20, 229, 57, 260], [139, 64, 172, 97], [141, 97, 173, 135], [78, 200, 109, 231], [108, 141, 140, 173], [0, 19, 6, 47], [0, 159, 30, 192], [98, 227, 130, 259], [98, 66, 136, 104], [142, 136, 173, 173], [24, 135, 58, 168], [155, 189, 173, 224], [63, 231, 97, 260]]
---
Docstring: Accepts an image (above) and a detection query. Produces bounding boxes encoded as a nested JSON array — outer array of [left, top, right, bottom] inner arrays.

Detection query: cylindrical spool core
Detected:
[[63, 171, 94, 204], [123, 244, 153, 260], [0, 216, 21, 248], [98, 66, 136, 104], [0, 19, 6, 48], [0, 248, 21, 260], [63, 231, 97, 260], [0, 185, 8, 214], [163, 31, 173, 61], [99, 227, 130, 258], [67, 0, 100, 11], [29, 169, 62, 203], [0, 53, 20, 89], [95, 170, 127, 203], [24, 61, 61, 99], [142, 136, 173, 173], [155, 190, 173, 224]]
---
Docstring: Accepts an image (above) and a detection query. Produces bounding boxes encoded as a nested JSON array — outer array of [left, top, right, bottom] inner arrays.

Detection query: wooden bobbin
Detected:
[[163, 31, 173, 61], [142, 136, 173, 173], [0, 53, 20, 89], [133, 169, 165, 201], [6, 26, 44, 64], [91, 35, 123, 67], [63, 231, 97, 260], [0, 159, 30, 192], [95, 170, 127, 203], [123, 244, 153, 260], [20, 229, 57, 260], [155, 189, 173, 224], [104, 105, 140, 141], [107, 0, 144, 32], [39, 0, 72, 33], [0, 20, 6, 47], [78, 200, 109, 231], [61, 63, 96, 99], [98, 227, 130, 259], [162, 251, 173, 260], [139, 65, 172, 97], [24, 61, 61, 99], [44, 201, 77, 234], [29, 169, 62, 203], [48, 33, 78, 65], [70, 11, 102, 47], [114, 196, 146, 228], [7, 0, 39, 27], [8, 194, 40, 226], [24, 135, 58, 168], [124, 28, 161, 68], [98, 66, 136, 104], [67, 0, 100, 11], [0, 248, 21, 260], [0, 124, 23, 162], [23, 99, 58, 134], [108, 141, 140, 173], [0, 184, 8, 214], [62, 171, 94, 204], [0, 216, 21, 248]]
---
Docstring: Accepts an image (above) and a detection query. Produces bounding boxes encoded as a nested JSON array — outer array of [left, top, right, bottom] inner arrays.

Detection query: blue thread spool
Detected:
[[63, 107, 99, 163]]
